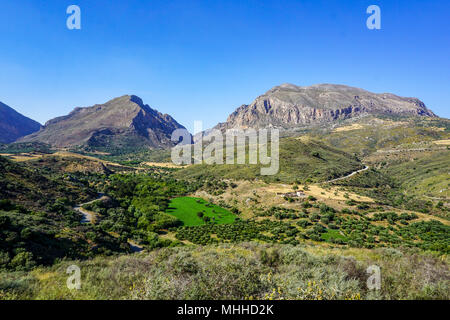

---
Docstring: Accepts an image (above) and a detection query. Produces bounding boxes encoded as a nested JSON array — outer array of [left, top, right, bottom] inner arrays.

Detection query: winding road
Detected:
[[74, 194, 144, 252], [325, 165, 369, 183], [74, 193, 106, 223]]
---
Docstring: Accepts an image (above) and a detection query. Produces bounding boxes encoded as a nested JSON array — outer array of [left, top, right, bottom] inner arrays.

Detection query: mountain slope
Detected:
[[0, 155, 129, 269], [0, 102, 41, 143], [218, 83, 436, 129], [176, 137, 364, 183], [19, 95, 186, 152]]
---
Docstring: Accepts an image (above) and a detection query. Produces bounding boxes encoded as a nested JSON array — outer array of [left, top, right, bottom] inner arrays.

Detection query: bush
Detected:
[[0, 200, 15, 211], [259, 248, 280, 267], [297, 219, 311, 228], [10, 251, 35, 271], [0, 251, 10, 269]]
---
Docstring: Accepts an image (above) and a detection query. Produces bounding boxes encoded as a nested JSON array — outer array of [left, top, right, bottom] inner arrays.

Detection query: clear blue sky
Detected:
[[0, 0, 449, 131]]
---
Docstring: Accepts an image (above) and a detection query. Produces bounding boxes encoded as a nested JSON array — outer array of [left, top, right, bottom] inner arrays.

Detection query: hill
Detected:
[[0, 155, 96, 211], [19, 95, 186, 153], [309, 116, 450, 156], [175, 137, 364, 183], [0, 155, 131, 270], [0, 102, 41, 144]]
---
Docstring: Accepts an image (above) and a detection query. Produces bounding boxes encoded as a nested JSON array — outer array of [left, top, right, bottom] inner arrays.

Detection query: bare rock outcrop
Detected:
[[218, 83, 436, 129]]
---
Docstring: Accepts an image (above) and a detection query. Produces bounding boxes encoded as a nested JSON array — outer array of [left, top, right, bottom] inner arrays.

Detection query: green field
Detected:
[[166, 197, 236, 226], [321, 229, 348, 242]]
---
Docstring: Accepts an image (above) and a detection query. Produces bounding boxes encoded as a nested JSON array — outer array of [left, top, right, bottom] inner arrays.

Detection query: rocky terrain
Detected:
[[217, 83, 436, 129], [19, 95, 186, 151], [0, 102, 41, 143]]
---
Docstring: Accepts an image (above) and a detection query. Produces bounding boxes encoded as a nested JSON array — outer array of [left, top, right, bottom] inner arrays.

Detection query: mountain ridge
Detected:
[[0, 101, 42, 143], [216, 83, 437, 130], [19, 95, 186, 151]]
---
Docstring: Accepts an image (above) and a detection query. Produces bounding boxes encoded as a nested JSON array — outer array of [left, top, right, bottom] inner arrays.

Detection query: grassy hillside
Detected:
[[0, 156, 136, 272], [176, 137, 364, 183], [0, 209, 127, 271], [381, 150, 449, 199], [0, 156, 96, 211], [1, 243, 448, 300], [309, 116, 450, 156]]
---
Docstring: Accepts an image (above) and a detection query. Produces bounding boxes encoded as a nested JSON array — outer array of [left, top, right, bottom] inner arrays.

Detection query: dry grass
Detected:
[[333, 123, 364, 132], [433, 139, 450, 145], [259, 183, 373, 202], [192, 180, 375, 221], [301, 185, 374, 202], [142, 162, 189, 168], [365, 210, 450, 226], [0, 153, 44, 162], [3, 243, 448, 300]]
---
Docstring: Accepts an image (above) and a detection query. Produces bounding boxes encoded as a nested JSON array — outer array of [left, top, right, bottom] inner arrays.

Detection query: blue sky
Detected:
[[0, 0, 449, 131]]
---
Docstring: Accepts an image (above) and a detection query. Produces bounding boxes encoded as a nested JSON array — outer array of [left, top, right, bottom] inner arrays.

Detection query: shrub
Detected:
[[10, 251, 35, 271], [259, 248, 280, 267]]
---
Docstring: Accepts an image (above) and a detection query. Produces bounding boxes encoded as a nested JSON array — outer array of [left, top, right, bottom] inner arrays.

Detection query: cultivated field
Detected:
[[166, 197, 236, 226]]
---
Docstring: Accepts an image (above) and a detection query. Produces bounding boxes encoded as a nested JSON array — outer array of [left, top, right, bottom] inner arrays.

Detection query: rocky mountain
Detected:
[[217, 83, 437, 129], [19, 95, 186, 151], [0, 101, 41, 143]]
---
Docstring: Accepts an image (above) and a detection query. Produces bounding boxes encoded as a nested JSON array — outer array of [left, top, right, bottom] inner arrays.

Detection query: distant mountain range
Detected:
[[216, 83, 436, 130], [0, 84, 440, 152], [0, 102, 41, 144], [18, 95, 186, 152]]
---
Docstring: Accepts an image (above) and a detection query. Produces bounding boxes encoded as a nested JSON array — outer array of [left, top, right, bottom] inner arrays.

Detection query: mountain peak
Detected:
[[220, 83, 436, 129], [0, 101, 41, 143], [20, 96, 186, 150]]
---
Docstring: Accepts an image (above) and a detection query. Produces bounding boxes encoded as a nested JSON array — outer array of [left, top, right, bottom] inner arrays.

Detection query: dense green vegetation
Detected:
[[0, 142, 53, 154], [175, 220, 300, 245], [77, 147, 172, 166], [0, 156, 96, 212], [174, 201, 450, 253], [80, 174, 194, 248], [0, 208, 128, 272], [0, 156, 134, 272], [78, 173, 237, 247]]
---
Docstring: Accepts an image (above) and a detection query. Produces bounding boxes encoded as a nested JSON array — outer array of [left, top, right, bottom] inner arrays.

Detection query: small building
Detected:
[[278, 191, 307, 198]]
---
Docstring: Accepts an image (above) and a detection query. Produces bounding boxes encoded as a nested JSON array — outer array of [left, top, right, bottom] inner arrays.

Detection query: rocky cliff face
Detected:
[[218, 84, 436, 129], [0, 102, 42, 144], [20, 95, 186, 149]]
